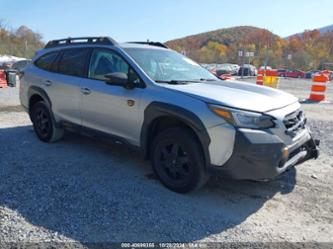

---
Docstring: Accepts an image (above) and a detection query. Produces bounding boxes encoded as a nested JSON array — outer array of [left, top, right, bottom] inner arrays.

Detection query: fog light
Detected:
[[282, 147, 289, 159], [278, 147, 290, 168]]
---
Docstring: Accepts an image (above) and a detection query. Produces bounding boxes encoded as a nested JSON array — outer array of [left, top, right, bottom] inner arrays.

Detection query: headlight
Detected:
[[208, 104, 275, 129]]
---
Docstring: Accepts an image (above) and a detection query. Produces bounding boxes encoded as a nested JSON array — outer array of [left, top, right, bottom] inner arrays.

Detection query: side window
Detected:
[[35, 52, 59, 71], [88, 49, 141, 84], [57, 49, 90, 77]]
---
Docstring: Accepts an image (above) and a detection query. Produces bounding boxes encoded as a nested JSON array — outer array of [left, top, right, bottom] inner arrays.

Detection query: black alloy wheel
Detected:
[[151, 127, 208, 193]]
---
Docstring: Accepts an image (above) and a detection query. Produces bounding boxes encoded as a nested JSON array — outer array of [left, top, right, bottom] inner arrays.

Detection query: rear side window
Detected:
[[35, 52, 59, 71], [57, 49, 90, 77]]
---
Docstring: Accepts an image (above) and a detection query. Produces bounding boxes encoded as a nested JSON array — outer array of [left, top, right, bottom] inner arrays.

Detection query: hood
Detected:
[[159, 80, 298, 113]]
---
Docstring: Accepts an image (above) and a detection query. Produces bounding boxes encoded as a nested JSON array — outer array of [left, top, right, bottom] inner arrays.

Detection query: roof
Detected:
[[119, 42, 168, 50], [43, 36, 168, 51]]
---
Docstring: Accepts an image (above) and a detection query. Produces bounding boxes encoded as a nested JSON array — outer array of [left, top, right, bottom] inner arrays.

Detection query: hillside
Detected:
[[320, 24, 333, 33], [166, 26, 333, 70], [286, 24, 333, 38], [166, 26, 269, 49], [166, 26, 285, 67]]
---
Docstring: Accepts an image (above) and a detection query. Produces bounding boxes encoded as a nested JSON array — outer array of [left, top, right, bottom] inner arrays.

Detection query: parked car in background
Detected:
[[244, 64, 257, 75], [201, 63, 217, 72], [214, 64, 234, 76], [277, 69, 287, 77], [278, 69, 305, 78], [238, 67, 251, 76], [305, 70, 320, 79], [202, 63, 240, 76], [238, 64, 257, 76], [224, 63, 239, 75], [12, 59, 32, 72], [0, 62, 13, 70], [259, 66, 272, 70]]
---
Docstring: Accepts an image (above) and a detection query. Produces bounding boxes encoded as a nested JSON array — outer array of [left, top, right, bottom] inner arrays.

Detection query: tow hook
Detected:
[[314, 139, 320, 146], [309, 139, 320, 159]]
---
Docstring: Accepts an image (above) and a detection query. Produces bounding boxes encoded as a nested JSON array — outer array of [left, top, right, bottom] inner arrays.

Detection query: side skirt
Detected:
[[61, 121, 143, 155]]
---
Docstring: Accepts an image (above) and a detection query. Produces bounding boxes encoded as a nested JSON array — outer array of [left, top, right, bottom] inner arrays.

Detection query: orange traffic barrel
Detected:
[[265, 70, 278, 77], [264, 70, 279, 88], [258, 70, 279, 88], [0, 70, 8, 88], [256, 70, 264, 85], [321, 70, 331, 81], [308, 74, 328, 101]]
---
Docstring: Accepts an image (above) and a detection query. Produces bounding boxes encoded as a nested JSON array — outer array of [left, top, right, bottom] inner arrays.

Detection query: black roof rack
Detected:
[[127, 41, 168, 49], [44, 36, 117, 49]]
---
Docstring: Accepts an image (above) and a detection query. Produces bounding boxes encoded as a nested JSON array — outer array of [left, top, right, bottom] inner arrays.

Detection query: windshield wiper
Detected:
[[198, 78, 217, 81], [154, 79, 217, 84], [155, 80, 201, 84]]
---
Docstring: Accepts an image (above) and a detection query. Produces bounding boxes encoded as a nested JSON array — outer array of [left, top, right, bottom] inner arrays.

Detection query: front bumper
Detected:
[[208, 128, 319, 180]]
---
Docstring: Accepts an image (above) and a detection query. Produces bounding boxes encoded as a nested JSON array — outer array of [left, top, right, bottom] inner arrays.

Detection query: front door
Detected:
[[80, 48, 144, 145]]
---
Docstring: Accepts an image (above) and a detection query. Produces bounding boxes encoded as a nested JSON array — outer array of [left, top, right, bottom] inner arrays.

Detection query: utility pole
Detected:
[[238, 50, 244, 79], [264, 31, 273, 70], [24, 40, 28, 58], [287, 54, 292, 70]]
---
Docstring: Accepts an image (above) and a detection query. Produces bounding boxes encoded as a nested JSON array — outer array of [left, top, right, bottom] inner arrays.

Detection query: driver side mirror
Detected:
[[104, 72, 136, 90]]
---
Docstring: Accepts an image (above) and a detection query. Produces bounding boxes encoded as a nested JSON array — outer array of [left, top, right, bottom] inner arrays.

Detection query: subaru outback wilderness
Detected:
[[20, 37, 319, 193]]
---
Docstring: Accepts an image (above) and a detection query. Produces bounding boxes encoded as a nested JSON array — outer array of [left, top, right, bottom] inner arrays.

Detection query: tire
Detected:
[[150, 127, 209, 193], [31, 101, 64, 143]]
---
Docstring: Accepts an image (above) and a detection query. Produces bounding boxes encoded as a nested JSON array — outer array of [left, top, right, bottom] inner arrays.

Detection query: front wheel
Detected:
[[151, 127, 209, 193], [31, 101, 64, 143]]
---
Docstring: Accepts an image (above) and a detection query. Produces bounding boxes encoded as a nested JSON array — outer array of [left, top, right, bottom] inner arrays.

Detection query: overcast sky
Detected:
[[1, 0, 332, 42]]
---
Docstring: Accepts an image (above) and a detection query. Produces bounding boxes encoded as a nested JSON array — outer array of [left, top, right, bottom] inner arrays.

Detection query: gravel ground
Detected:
[[0, 78, 332, 247]]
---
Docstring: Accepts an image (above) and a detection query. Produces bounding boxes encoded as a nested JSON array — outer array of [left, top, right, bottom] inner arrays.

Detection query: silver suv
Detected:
[[20, 37, 319, 193]]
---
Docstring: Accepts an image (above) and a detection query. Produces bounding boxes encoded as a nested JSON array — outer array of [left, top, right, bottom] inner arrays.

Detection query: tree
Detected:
[[159, 26, 333, 70], [0, 21, 44, 58]]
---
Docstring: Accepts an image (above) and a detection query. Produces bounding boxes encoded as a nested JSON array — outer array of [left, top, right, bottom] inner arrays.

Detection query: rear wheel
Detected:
[[31, 101, 64, 143], [151, 127, 209, 193]]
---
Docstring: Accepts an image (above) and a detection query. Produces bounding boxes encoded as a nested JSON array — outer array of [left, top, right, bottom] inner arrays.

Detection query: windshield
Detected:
[[124, 48, 218, 82]]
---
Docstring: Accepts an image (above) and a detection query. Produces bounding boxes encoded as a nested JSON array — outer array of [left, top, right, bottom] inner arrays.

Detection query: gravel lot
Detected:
[[0, 78, 332, 247]]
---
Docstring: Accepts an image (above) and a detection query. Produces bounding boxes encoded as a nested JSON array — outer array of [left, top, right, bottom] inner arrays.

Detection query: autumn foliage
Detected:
[[165, 26, 333, 70], [0, 20, 44, 58], [1, 21, 332, 71]]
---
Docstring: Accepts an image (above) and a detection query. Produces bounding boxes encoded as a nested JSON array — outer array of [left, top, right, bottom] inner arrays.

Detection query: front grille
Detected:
[[283, 109, 306, 136]]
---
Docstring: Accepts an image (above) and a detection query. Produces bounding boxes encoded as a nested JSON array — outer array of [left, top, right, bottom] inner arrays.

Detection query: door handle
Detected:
[[81, 87, 91, 95], [43, 80, 52, 86]]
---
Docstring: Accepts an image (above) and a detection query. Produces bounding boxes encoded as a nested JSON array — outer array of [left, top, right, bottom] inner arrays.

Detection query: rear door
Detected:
[[47, 48, 91, 125]]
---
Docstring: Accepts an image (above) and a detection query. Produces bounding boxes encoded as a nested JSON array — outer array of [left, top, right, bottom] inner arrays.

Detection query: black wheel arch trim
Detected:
[[141, 101, 211, 167], [28, 86, 60, 127], [28, 86, 52, 107]]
